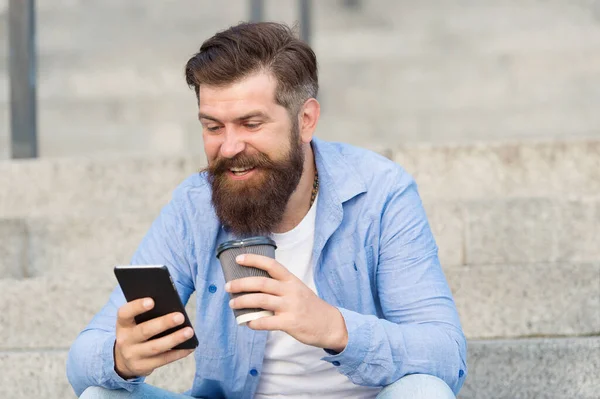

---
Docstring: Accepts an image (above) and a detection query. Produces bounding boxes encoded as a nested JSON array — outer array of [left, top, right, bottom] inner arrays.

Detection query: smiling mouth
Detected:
[[229, 166, 256, 176]]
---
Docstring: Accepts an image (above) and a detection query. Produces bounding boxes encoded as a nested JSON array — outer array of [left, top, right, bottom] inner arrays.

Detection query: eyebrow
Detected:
[[198, 111, 270, 124]]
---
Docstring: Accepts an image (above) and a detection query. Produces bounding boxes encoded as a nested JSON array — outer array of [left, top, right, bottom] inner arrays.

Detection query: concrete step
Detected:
[[4, 98, 600, 160], [1, 125, 202, 161], [0, 348, 196, 399], [1, 260, 596, 350], [1, 45, 599, 103], [393, 139, 600, 202], [0, 154, 206, 219], [2, 139, 599, 217], [0, 273, 199, 352], [3, 194, 600, 271], [1, 338, 598, 399], [432, 198, 600, 266], [459, 337, 600, 399], [1, 212, 598, 348], [0, 97, 202, 159], [448, 263, 600, 340], [0, 44, 598, 108]]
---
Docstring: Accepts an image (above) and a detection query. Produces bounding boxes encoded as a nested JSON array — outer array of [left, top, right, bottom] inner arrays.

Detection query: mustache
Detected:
[[205, 152, 276, 176]]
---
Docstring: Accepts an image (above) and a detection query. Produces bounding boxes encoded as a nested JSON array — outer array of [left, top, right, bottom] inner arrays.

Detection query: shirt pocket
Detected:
[[328, 244, 378, 314], [193, 276, 238, 359]]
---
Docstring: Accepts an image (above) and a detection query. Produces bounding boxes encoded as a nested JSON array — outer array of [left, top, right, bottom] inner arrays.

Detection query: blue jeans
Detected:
[[80, 374, 456, 399]]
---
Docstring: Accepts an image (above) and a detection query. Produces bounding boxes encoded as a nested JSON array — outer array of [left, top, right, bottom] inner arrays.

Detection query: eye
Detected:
[[206, 125, 222, 132], [244, 123, 261, 130]]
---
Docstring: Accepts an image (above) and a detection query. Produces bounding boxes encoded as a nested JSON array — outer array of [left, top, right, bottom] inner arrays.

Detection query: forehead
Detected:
[[198, 72, 280, 120]]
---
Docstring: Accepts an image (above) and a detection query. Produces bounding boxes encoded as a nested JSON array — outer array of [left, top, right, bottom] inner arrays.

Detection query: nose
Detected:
[[219, 128, 246, 159]]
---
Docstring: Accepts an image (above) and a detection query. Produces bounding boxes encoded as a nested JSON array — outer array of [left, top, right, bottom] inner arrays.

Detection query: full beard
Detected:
[[204, 130, 305, 237]]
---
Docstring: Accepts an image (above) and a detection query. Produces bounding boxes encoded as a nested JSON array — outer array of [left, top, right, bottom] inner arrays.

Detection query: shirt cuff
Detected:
[[100, 335, 145, 391], [321, 307, 372, 377]]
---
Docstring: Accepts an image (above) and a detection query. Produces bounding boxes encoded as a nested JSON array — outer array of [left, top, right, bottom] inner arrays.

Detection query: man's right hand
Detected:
[[114, 298, 195, 379]]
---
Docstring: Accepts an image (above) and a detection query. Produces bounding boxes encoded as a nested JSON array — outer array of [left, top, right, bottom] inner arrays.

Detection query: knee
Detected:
[[79, 386, 111, 399], [378, 374, 456, 399]]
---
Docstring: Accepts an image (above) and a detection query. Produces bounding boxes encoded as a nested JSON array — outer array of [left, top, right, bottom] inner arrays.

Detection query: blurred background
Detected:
[[0, 1, 599, 398]]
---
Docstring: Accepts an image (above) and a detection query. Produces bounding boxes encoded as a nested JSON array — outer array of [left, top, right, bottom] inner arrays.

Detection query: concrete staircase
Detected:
[[1, 0, 600, 398], [1, 139, 599, 398]]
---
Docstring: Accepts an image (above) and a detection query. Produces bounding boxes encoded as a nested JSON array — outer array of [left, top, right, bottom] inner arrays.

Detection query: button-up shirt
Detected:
[[67, 138, 468, 398]]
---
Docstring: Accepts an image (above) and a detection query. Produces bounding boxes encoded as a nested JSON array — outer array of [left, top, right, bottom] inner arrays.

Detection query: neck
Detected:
[[272, 143, 316, 234]]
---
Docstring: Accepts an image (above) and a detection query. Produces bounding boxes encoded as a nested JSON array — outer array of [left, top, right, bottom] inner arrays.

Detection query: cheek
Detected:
[[202, 134, 221, 161], [250, 133, 290, 158]]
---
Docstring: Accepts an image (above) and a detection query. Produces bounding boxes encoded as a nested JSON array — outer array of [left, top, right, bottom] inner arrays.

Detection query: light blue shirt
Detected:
[[67, 138, 467, 398]]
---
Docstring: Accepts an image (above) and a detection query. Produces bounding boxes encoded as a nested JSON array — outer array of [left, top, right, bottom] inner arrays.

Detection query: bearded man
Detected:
[[67, 22, 467, 399]]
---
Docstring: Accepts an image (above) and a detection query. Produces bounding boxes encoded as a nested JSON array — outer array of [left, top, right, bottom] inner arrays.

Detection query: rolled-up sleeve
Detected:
[[322, 171, 467, 395], [66, 191, 196, 396]]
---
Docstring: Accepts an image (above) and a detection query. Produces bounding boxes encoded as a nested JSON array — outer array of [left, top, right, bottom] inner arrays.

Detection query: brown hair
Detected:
[[185, 22, 318, 116]]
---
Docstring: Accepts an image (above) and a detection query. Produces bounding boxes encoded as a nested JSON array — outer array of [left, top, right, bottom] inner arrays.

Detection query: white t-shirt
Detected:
[[254, 195, 381, 398]]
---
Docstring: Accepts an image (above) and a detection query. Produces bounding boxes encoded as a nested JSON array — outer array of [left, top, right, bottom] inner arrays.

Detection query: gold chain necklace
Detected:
[[309, 169, 319, 208]]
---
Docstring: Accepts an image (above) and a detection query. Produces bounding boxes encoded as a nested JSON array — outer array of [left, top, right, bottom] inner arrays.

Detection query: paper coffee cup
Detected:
[[216, 236, 277, 325]]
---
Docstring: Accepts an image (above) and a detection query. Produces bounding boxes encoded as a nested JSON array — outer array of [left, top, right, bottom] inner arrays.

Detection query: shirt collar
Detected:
[[312, 137, 367, 204], [215, 137, 367, 239]]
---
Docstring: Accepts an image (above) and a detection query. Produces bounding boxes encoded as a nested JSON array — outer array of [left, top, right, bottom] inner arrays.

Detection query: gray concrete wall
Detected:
[[3, 338, 599, 398], [2, 1, 600, 159]]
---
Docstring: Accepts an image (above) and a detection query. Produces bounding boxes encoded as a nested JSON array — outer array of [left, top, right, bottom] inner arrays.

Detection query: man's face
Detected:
[[199, 72, 305, 237]]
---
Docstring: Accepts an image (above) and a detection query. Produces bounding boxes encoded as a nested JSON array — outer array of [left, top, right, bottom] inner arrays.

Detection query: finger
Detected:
[[235, 254, 292, 281], [229, 293, 282, 312], [247, 315, 283, 331], [117, 298, 154, 328], [136, 326, 195, 358], [137, 348, 195, 374], [226, 276, 283, 296], [133, 312, 186, 343]]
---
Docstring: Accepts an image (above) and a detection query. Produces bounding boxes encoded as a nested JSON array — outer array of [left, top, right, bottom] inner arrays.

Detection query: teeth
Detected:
[[230, 167, 253, 172]]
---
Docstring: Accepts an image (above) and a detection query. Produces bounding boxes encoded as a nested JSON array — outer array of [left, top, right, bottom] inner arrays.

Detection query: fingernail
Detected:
[[225, 282, 231, 291], [229, 299, 234, 307], [236, 254, 245, 263], [173, 313, 184, 324], [143, 299, 153, 309], [183, 328, 193, 338]]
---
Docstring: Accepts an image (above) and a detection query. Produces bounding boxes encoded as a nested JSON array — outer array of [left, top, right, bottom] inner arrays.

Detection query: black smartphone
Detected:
[[114, 264, 199, 350]]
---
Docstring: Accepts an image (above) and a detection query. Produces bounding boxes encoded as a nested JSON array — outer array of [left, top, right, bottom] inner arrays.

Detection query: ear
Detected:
[[298, 98, 320, 144]]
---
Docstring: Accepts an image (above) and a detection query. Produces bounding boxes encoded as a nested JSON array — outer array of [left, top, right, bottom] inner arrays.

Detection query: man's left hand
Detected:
[[225, 254, 348, 352]]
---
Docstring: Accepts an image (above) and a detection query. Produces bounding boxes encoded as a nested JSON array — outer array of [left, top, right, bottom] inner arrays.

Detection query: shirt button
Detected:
[[208, 284, 217, 294], [459, 369, 465, 378], [249, 369, 259, 377], [332, 361, 341, 367]]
